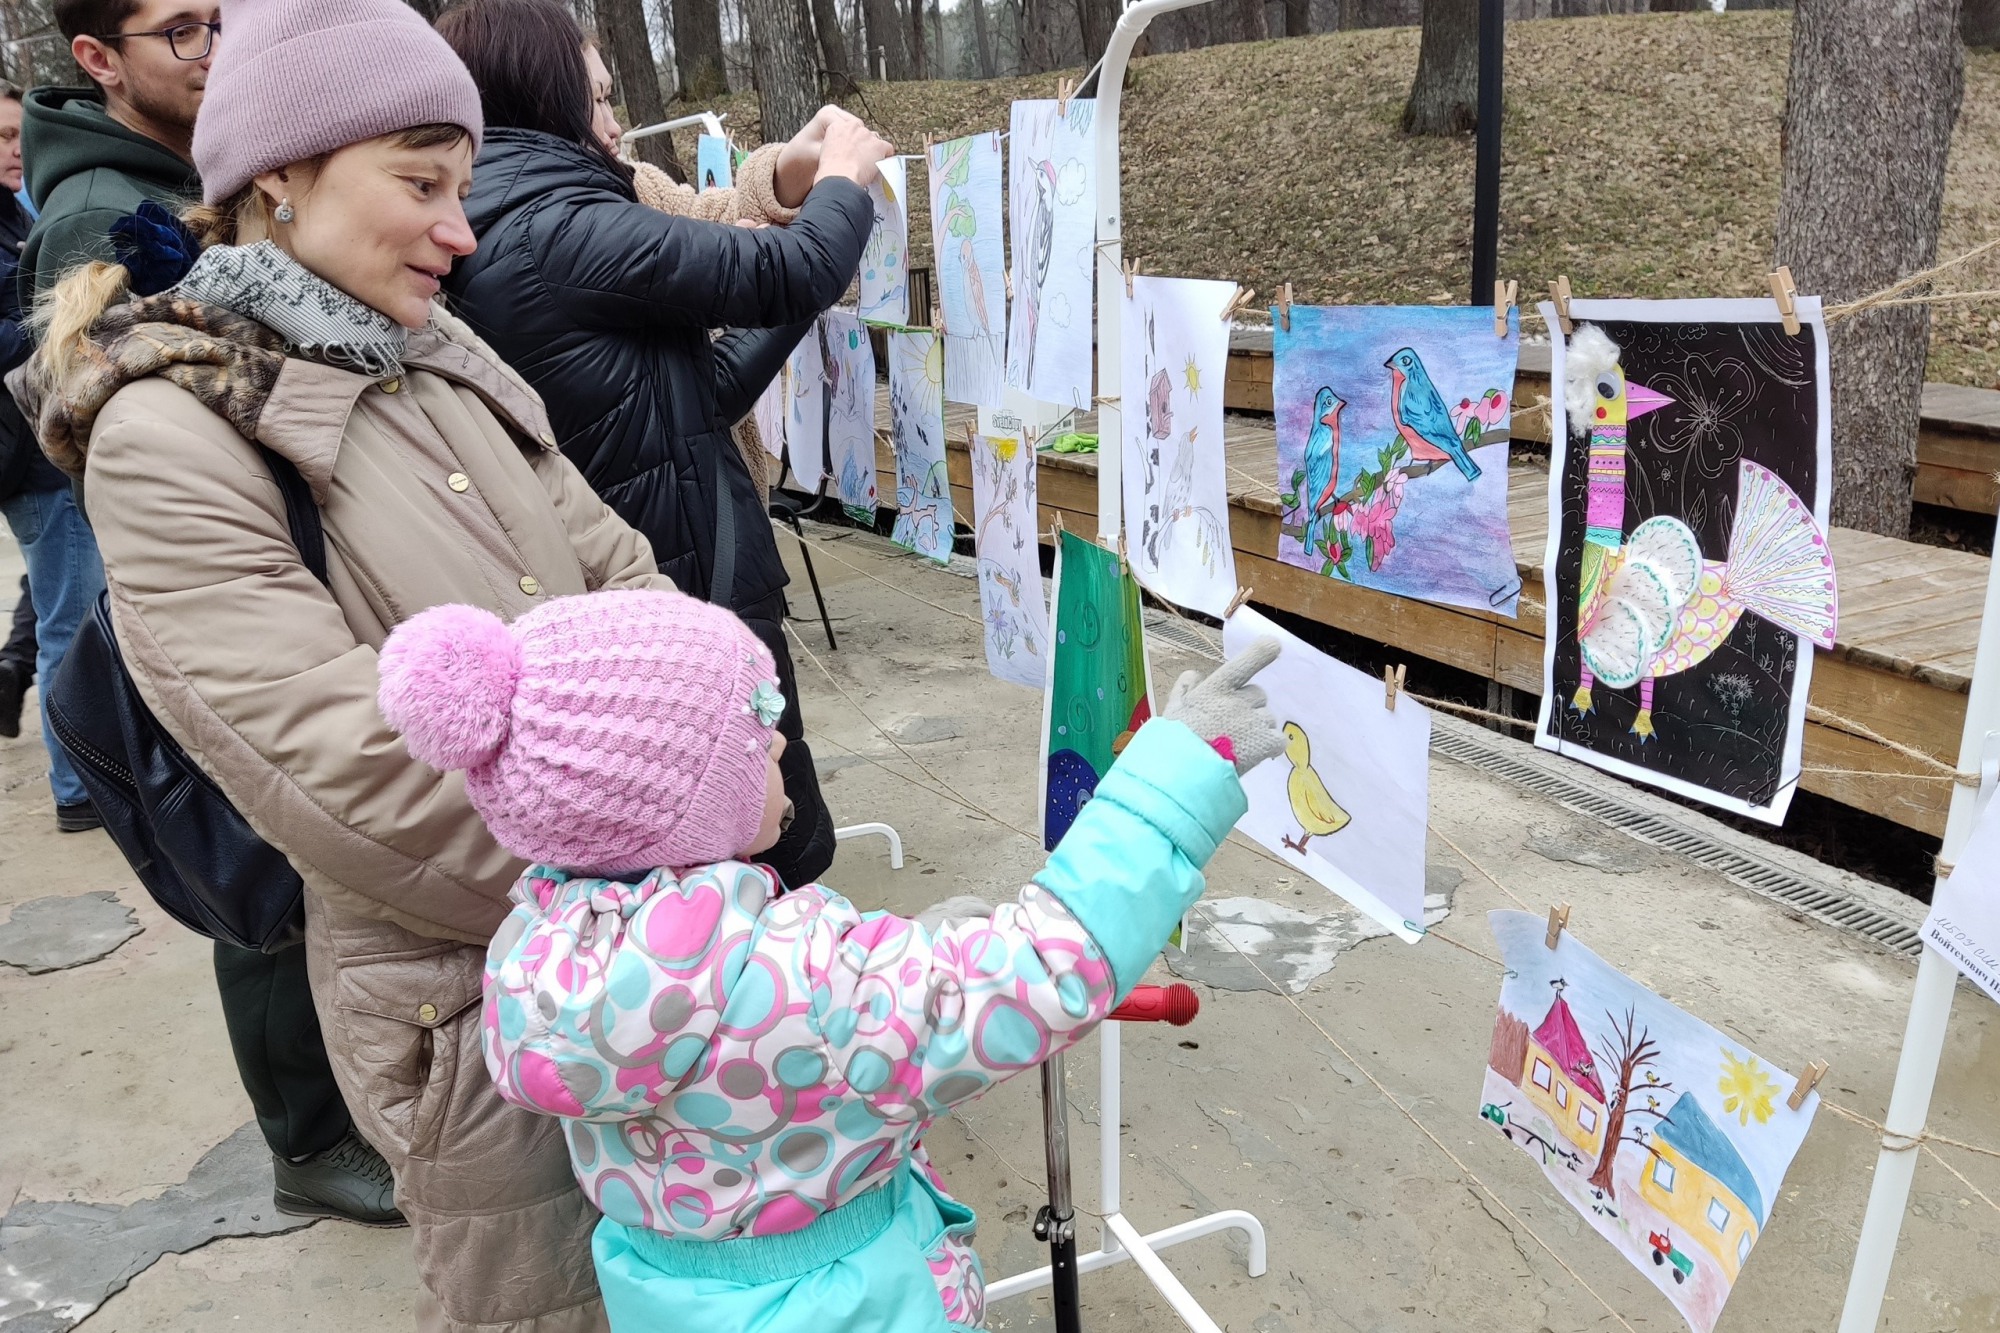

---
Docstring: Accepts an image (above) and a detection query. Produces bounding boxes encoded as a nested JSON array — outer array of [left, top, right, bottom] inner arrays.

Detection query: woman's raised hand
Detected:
[[812, 113, 895, 190]]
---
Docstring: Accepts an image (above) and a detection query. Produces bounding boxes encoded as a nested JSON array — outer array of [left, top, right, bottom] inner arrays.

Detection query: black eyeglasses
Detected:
[[94, 19, 220, 62]]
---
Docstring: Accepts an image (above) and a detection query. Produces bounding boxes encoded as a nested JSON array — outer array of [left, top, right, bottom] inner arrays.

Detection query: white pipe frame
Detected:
[[1837, 508, 2000, 1330], [987, 0, 1271, 1324]]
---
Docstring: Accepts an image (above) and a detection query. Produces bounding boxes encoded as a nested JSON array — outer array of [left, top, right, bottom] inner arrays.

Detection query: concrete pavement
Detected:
[[2, 521, 1996, 1332]]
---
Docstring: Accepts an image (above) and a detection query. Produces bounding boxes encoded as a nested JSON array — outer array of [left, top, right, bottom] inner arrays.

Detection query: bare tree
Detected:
[[864, 0, 909, 76], [1402, 0, 1479, 135], [1075, 0, 1120, 59], [810, 0, 854, 90], [1774, 0, 1963, 536], [968, 0, 995, 75], [1586, 1006, 1676, 1197], [1965, 0, 2000, 49], [1280, 0, 1311, 36], [598, 0, 681, 170], [907, 0, 929, 77], [1017, 0, 1067, 72], [674, 0, 730, 99], [743, 0, 820, 139]]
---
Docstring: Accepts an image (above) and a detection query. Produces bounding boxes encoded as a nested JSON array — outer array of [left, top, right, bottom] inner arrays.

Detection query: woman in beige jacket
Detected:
[[21, 1, 656, 1328]]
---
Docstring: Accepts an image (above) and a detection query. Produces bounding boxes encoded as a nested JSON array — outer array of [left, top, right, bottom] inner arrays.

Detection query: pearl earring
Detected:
[[274, 199, 295, 224]]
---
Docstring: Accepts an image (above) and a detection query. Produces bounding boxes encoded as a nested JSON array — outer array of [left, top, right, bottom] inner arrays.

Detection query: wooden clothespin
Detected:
[[1494, 279, 1518, 339], [1545, 902, 1571, 950], [1551, 275, 1574, 337], [1769, 265, 1800, 336], [1787, 1059, 1829, 1111], [1052, 508, 1066, 535], [1056, 78, 1073, 117], [1220, 285, 1257, 323], [1277, 282, 1293, 333], [1225, 586, 1254, 618], [963, 421, 976, 449], [1123, 257, 1138, 298], [1005, 268, 1014, 302], [1382, 662, 1406, 711]]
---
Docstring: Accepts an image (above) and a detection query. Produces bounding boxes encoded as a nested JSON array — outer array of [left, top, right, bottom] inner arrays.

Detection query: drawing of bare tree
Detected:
[[1588, 1006, 1677, 1195]]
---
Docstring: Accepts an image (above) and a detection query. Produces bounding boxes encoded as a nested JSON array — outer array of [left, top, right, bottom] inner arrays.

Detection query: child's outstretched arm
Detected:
[[814, 641, 1283, 1123]]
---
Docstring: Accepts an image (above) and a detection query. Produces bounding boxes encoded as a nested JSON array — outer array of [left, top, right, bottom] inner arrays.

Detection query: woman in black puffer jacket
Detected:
[[439, 0, 889, 888]]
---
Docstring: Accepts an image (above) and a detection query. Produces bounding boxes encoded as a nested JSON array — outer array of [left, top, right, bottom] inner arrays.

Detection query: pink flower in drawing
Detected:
[[1146, 369, 1173, 440]]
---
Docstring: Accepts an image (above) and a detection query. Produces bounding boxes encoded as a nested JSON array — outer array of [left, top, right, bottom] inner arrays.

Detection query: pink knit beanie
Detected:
[[193, 0, 484, 204], [376, 590, 785, 877]]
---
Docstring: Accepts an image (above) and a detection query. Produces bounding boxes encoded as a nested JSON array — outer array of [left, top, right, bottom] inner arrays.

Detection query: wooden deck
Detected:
[[867, 387, 1982, 836]]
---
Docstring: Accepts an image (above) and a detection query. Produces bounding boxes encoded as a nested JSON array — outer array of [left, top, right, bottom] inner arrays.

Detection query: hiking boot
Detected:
[[55, 801, 102, 833], [272, 1129, 405, 1227], [0, 662, 23, 739]]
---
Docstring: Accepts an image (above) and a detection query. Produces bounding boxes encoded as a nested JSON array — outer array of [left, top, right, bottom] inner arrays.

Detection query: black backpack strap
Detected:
[[255, 445, 328, 587]]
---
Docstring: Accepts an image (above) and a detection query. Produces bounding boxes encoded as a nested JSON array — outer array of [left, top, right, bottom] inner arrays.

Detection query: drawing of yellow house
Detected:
[[1638, 1092, 1765, 1282], [1521, 986, 1607, 1157]]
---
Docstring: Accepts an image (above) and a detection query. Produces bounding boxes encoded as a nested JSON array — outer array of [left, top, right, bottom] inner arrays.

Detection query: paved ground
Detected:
[[3, 522, 1998, 1332]]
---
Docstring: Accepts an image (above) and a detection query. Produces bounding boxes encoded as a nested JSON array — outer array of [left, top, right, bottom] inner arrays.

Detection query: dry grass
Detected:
[[691, 10, 2000, 386]]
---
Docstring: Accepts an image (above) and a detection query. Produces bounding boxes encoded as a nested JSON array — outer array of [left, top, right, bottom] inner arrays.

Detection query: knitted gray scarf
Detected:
[[175, 241, 408, 378]]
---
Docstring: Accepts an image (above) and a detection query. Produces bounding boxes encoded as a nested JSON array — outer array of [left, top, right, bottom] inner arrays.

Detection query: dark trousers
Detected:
[[2, 573, 33, 678], [737, 591, 836, 889], [213, 939, 352, 1160]]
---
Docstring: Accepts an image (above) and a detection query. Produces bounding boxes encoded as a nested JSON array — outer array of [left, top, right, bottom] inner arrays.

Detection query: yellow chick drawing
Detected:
[[1280, 721, 1351, 854]]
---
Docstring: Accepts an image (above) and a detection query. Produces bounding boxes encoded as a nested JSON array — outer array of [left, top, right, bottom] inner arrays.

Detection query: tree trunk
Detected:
[[1231, 0, 1268, 40], [1075, 0, 1119, 59], [673, 0, 729, 100], [968, 0, 995, 76], [1401, 0, 1479, 135], [810, 0, 853, 90], [744, 0, 820, 139], [598, 0, 679, 170], [1586, 1094, 1625, 1195], [1281, 0, 1311, 36], [907, 0, 929, 78], [1018, 0, 1064, 72], [1774, 0, 1963, 537], [864, 0, 909, 76], [1965, 0, 2000, 49]]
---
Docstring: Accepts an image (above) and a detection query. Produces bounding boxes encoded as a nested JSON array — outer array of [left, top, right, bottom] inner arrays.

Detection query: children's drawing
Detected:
[[1481, 909, 1820, 1333], [1005, 99, 1095, 410], [970, 430, 1049, 689], [752, 365, 785, 464], [1274, 305, 1522, 615], [820, 308, 877, 520], [696, 134, 733, 190], [887, 330, 953, 564], [929, 132, 1008, 407], [859, 156, 908, 326], [1534, 299, 1838, 825], [1222, 606, 1428, 940], [784, 330, 826, 492], [1923, 790, 2000, 1009], [1120, 275, 1238, 617], [1039, 529, 1149, 848]]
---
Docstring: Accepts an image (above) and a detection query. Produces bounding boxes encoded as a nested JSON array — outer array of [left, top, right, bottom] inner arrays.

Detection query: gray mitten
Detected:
[[1161, 637, 1285, 774], [912, 894, 995, 936]]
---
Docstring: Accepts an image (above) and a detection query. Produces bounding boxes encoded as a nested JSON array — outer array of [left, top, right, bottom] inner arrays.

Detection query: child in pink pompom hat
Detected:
[[375, 589, 1283, 1333]]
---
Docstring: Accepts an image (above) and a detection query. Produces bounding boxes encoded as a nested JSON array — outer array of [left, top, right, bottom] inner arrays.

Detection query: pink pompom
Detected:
[[377, 603, 522, 771]]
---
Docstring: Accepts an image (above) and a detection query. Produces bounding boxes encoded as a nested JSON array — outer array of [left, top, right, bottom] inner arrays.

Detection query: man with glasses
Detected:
[[7, 0, 402, 1232]]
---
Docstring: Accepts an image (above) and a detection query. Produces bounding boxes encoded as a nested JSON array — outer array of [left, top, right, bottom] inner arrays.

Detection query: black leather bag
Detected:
[[45, 446, 325, 953]]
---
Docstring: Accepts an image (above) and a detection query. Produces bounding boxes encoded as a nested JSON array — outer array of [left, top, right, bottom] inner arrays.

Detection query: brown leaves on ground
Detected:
[[688, 10, 2000, 386]]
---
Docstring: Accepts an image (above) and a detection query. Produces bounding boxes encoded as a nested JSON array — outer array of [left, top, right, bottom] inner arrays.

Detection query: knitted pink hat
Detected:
[[376, 590, 785, 877], [193, 0, 484, 204]]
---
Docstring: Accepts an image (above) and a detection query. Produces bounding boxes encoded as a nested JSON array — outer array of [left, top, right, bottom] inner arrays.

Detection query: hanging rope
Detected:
[[1823, 235, 2000, 325]]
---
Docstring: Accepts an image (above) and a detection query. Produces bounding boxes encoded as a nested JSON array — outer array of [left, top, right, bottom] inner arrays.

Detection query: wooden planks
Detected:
[[869, 384, 1981, 836]]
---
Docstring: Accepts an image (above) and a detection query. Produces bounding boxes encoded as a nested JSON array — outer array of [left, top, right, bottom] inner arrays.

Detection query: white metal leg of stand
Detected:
[[834, 822, 904, 869], [1837, 511, 2000, 1330], [986, 1024, 1268, 1330]]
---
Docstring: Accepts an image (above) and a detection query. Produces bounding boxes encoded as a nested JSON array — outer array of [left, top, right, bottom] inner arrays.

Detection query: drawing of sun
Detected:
[[1183, 355, 1202, 397], [895, 332, 945, 422], [1718, 1048, 1780, 1126], [993, 436, 1021, 464]]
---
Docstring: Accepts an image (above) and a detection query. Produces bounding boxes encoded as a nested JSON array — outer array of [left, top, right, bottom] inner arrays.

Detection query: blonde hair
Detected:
[[32, 123, 469, 383]]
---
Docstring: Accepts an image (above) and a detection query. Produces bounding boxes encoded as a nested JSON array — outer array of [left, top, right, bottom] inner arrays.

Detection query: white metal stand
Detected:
[[621, 110, 727, 152], [834, 821, 904, 868], [1836, 508, 2000, 1332], [987, 2, 1270, 1326]]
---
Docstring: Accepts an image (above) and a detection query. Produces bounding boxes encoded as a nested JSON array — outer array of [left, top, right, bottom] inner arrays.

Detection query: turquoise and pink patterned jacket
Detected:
[[480, 719, 1246, 1326]]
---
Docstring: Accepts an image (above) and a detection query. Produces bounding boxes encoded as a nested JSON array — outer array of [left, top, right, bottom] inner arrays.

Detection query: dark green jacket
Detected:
[[19, 86, 199, 309]]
